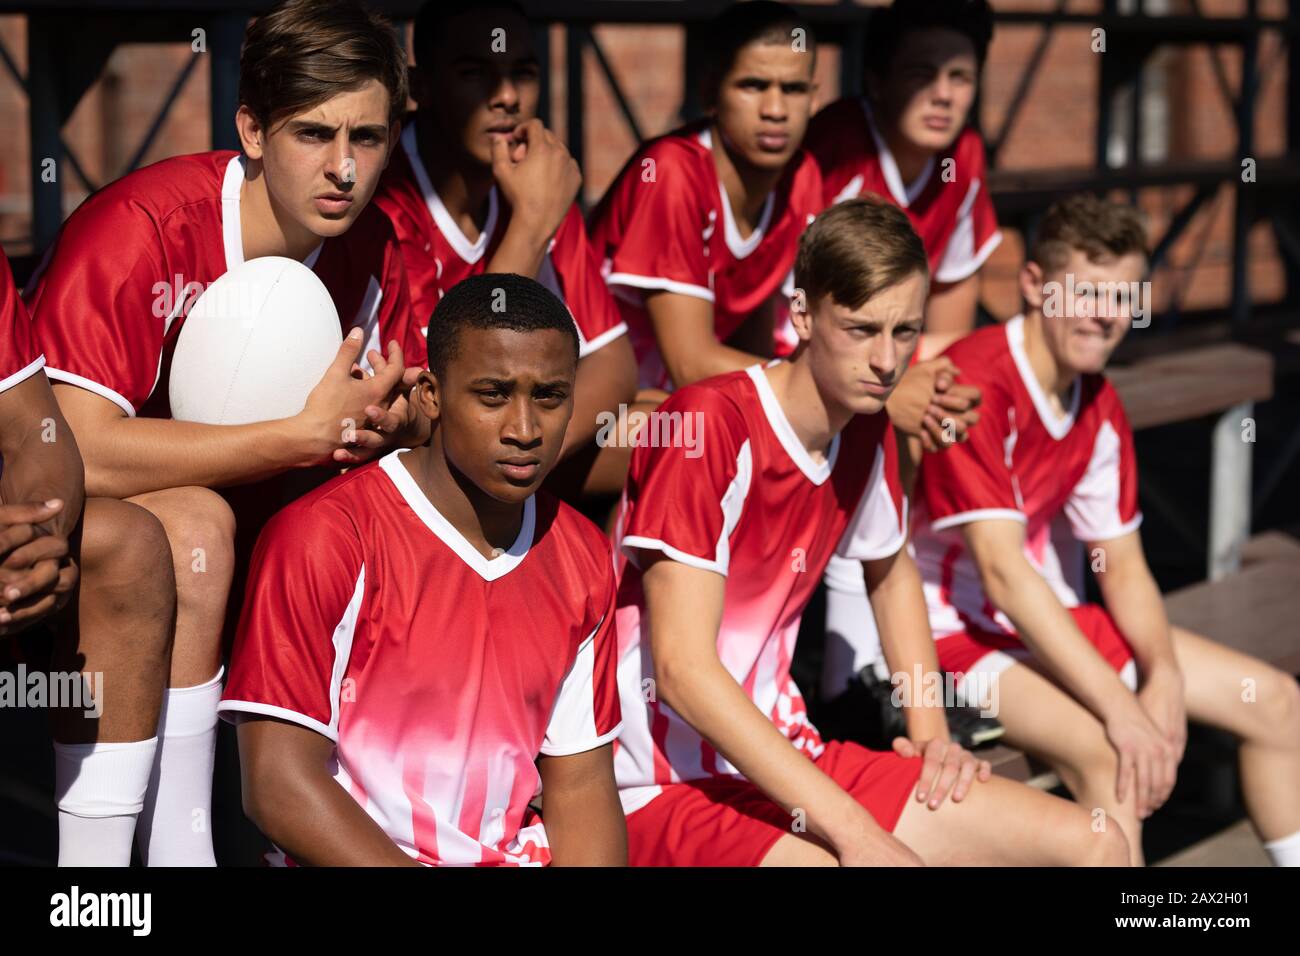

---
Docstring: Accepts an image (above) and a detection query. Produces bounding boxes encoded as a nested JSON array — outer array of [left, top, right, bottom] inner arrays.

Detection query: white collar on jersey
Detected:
[[745, 362, 840, 485], [1006, 314, 1081, 441], [859, 98, 935, 208], [379, 448, 535, 581], [220, 155, 324, 272], [400, 124, 500, 265], [695, 127, 775, 260]]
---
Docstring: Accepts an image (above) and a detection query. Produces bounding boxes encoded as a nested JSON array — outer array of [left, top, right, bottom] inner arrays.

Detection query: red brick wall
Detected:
[[0, 2, 1288, 316]]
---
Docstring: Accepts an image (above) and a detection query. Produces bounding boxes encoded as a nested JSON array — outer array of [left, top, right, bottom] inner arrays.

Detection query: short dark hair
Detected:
[[698, 1, 816, 107], [239, 0, 408, 129], [412, 0, 530, 68], [1031, 195, 1149, 276], [864, 0, 994, 78], [795, 197, 929, 312], [426, 273, 579, 378]]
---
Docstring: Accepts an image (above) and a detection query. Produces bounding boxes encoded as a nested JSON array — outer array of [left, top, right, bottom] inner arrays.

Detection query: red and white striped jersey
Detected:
[[588, 122, 823, 389], [24, 151, 418, 418], [1, 253, 42, 395], [804, 97, 1002, 285], [374, 124, 627, 360], [612, 364, 907, 813], [913, 317, 1143, 639], [220, 449, 622, 866]]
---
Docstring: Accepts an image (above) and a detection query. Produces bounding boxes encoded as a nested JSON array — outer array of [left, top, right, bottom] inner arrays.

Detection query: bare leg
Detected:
[[893, 774, 1130, 865], [50, 497, 175, 744], [993, 662, 1145, 865], [1171, 626, 1300, 842]]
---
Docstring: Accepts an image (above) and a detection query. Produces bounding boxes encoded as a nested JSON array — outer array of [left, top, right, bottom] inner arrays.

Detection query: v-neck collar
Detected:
[[1006, 315, 1081, 441], [860, 98, 934, 208], [745, 363, 839, 485], [221, 155, 323, 272], [401, 124, 499, 265], [696, 127, 775, 260], [379, 449, 534, 581]]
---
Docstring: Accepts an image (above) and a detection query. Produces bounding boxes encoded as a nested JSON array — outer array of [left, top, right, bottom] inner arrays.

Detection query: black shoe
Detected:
[[813, 665, 1005, 751]]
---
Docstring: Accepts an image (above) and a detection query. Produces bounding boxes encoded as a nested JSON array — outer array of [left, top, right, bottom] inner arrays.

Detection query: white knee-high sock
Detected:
[[136, 668, 223, 867], [54, 737, 159, 866], [1264, 829, 1300, 867]]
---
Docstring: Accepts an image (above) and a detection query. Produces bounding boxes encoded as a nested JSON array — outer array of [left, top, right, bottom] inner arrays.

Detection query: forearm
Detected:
[[983, 553, 1133, 718], [867, 552, 949, 743], [666, 341, 765, 389], [563, 338, 637, 459], [1096, 567, 1177, 675], [656, 651, 874, 847], [1, 426, 85, 541], [247, 768, 419, 867], [539, 750, 628, 866], [486, 216, 551, 279], [76, 414, 315, 499]]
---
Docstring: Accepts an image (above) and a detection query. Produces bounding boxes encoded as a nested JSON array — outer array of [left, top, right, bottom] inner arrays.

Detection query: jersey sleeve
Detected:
[[618, 386, 750, 576], [546, 206, 628, 357], [1064, 391, 1143, 542], [933, 134, 1003, 284], [24, 198, 171, 416], [541, 548, 623, 756], [920, 378, 1026, 531], [219, 499, 366, 741], [0, 255, 43, 394], [598, 142, 714, 303], [835, 417, 908, 561]]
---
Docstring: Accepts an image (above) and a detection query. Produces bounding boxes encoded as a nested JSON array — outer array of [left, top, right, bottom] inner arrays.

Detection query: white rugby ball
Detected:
[[169, 257, 343, 425]]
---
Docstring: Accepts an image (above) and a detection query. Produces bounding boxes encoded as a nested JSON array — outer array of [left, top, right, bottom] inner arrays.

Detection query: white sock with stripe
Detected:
[[136, 668, 223, 867], [54, 736, 158, 866]]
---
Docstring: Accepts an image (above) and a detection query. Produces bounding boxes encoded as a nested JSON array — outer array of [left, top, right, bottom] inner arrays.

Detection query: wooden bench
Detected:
[[984, 343, 1287, 790]]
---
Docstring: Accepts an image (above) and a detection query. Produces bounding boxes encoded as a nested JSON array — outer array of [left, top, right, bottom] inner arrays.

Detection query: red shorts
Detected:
[[936, 603, 1135, 680], [624, 740, 924, 867]]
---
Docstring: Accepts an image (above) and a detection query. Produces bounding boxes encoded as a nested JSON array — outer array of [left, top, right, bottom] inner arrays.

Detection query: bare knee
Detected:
[[1247, 668, 1300, 745], [81, 497, 175, 605], [131, 486, 236, 586], [1081, 819, 1131, 867]]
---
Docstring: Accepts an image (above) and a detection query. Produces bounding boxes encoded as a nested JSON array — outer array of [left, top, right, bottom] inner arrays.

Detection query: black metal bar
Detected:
[[987, 0, 1067, 165], [27, 16, 63, 252], [1232, 0, 1260, 330], [583, 26, 643, 144], [1148, 183, 1216, 272], [565, 25, 584, 174], [123, 53, 200, 175], [208, 13, 247, 151], [533, 22, 551, 128]]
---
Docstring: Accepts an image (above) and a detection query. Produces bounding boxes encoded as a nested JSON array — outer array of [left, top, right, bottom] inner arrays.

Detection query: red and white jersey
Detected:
[[374, 124, 626, 359], [588, 121, 823, 389], [805, 97, 1002, 285], [612, 364, 907, 813], [25, 151, 417, 418], [219, 448, 622, 866], [914, 317, 1143, 639], [1, 253, 42, 396]]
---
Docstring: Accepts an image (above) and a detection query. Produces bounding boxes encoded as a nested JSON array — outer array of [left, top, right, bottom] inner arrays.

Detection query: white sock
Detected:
[[136, 668, 223, 867], [1264, 828, 1300, 867], [820, 557, 885, 700], [54, 737, 159, 867]]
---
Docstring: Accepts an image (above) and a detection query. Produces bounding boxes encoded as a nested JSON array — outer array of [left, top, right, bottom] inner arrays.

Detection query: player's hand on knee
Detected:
[[893, 736, 992, 810], [1105, 701, 1177, 819], [836, 824, 925, 867]]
